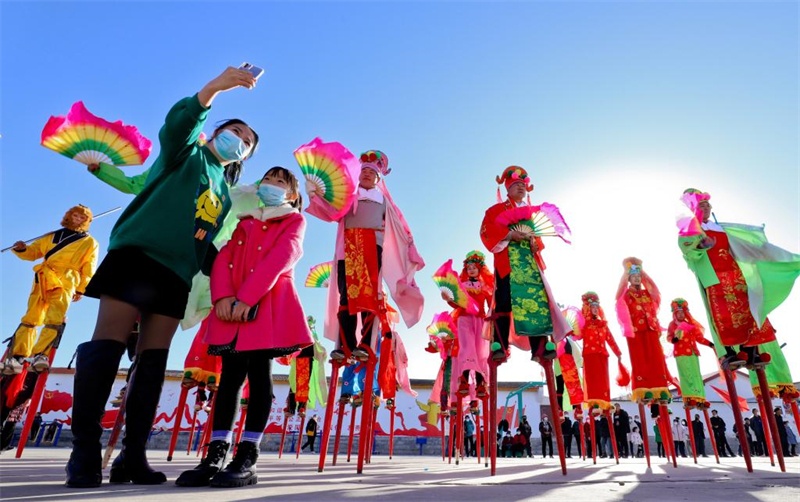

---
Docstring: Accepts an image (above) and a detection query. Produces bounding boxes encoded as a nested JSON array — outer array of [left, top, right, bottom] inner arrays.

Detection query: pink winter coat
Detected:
[[206, 209, 313, 353]]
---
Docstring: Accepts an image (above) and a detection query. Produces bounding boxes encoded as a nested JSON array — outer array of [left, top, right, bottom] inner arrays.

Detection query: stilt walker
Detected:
[[666, 298, 716, 466], [480, 165, 573, 476], [303, 143, 425, 474], [677, 188, 800, 471], [615, 258, 674, 468]]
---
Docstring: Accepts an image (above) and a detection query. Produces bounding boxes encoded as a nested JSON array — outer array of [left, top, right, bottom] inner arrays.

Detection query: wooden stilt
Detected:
[[389, 407, 395, 459], [703, 408, 720, 464], [542, 359, 567, 475], [722, 368, 753, 472], [639, 403, 651, 469], [167, 385, 189, 461], [295, 413, 306, 459], [317, 359, 341, 472], [278, 412, 290, 458], [757, 395, 775, 466], [684, 407, 698, 464], [102, 395, 127, 469], [332, 398, 347, 466], [755, 367, 786, 472], [347, 401, 358, 462], [605, 409, 619, 464]]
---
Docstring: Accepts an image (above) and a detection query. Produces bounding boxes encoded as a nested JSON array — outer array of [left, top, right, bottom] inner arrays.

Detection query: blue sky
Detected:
[[1, 1, 798, 395]]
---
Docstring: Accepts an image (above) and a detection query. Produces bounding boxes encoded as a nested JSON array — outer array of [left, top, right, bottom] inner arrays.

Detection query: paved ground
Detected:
[[1, 449, 798, 501]]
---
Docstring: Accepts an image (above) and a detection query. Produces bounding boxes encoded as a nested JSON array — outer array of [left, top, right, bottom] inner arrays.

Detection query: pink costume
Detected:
[[306, 152, 425, 348], [207, 207, 313, 353]]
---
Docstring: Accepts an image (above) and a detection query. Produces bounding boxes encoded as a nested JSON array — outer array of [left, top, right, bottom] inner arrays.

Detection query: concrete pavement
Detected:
[[1, 448, 798, 501]]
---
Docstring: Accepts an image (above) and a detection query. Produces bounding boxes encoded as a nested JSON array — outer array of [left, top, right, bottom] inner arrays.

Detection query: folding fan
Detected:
[[432, 259, 470, 309], [560, 305, 584, 337], [294, 137, 360, 220], [426, 312, 456, 339], [305, 261, 333, 288], [41, 101, 152, 166], [495, 202, 572, 243]]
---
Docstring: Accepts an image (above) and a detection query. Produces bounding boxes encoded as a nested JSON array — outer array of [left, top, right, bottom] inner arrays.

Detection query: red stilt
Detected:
[[186, 407, 199, 455], [542, 360, 567, 475], [475, 407, 482, 464], [605, 409, 620, 464], [489, 360, 498, 476], [639, 403, 651, 469], [102, 395, 127, 469], [658, 405, 678, 468], [295, 413, 306, 459], [481, 395, 490, 467], [440, 410, 446, 461], [389, 407, 395, 459], [684, 407, 698, 464], [356, 356, 377, 474], [455, 396, 464, 465], [317, 359, 342, 472], [757, 395, 775, 465], [722, 368, 753, 472], [15, 350, 55, 459], [347, 401, 358, 462], [366, 399, 378, 464], [278, 412, 290, 458], [577, 408, 586, 461], [447, 411, 455, 464], [589, 411, 598, 464], [755, 367, 786, 472], [791, 401, 800, 444], [332, 398, 347, 465], [167, 385, 190, 461], [235, 406, 247, 448], [197, 396, 215, 458], [703, 408, 720, 464]]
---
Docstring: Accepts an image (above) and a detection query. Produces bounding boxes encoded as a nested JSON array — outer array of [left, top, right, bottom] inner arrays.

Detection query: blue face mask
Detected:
[[212, 129, 248, 162], [258, 183, 288, 206]]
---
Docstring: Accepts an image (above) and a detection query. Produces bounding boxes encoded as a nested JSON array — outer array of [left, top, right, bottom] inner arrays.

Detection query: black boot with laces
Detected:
[[175, 440, 230, 487], [210, 441, 259, 488]]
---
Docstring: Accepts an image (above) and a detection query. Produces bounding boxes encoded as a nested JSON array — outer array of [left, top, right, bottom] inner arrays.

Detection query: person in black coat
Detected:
[[539, 415, 554, 458], [561, 412, 573, 458], [749, 408, 765, 456], [613, 404, 631, 457], [572, 418, 582, 457], [710, 409, 735, 457], [692, 414, 707, 457]]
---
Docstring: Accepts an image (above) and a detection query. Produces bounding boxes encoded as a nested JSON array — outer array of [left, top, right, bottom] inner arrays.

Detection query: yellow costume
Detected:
[[9, 206, 98, 361]]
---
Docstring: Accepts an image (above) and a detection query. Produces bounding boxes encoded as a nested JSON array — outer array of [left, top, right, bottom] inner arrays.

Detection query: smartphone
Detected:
[[238, 62, 264, 81], [231, 301, 259, 321]]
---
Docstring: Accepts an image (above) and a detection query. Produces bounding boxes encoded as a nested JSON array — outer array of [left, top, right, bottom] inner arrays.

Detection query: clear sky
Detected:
[[1, 1, 798, 398]]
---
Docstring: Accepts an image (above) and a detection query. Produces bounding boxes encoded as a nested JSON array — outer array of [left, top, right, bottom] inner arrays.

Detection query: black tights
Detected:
[[213, 351, 273, 434]]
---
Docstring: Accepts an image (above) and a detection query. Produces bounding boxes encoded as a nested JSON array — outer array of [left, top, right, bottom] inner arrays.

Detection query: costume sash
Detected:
[[508, 241, 553, 337], [343, 228, 380, 314], [676, 355, 706, 402]]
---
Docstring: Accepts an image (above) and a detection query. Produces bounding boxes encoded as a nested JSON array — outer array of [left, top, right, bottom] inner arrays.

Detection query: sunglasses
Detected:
[[360, 151, 383, 163]]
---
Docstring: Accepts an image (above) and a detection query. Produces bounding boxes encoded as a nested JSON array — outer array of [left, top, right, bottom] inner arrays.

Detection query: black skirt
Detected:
[[84, 247, 190, 319]]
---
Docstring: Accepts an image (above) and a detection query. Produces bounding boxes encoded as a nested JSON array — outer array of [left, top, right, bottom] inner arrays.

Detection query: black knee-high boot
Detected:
[[65, 340, 126, 488], [109, 349, 168, 484]]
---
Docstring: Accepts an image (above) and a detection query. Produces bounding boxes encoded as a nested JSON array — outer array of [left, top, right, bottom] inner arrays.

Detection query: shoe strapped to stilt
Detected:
[[352, 346, 370, 362], [2, 356, 23, 375], [475, 382, 488, 398], [721, 352, 747, 371], [457, 376, 470, 396], [30, 354, 50, 373], [330, 349, 347, 362]]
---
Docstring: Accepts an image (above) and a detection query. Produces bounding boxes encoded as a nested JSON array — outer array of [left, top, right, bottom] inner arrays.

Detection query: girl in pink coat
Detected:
[[176, 166, 312, 489]]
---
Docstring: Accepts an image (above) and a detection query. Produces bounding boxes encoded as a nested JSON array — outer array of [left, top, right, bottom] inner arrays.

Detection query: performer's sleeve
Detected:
[[678, 235, 708, 262], [77, 239, 99, 294], [605, 329, 622, 357], [237, 215, 306, 307], [12, 235, 48, 261], [92, 163, 149, 195], [480, 206, 509, 253], [210, 225, 241, 302], [667, 323, 679, 343], [158, 94, 209, 168]]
